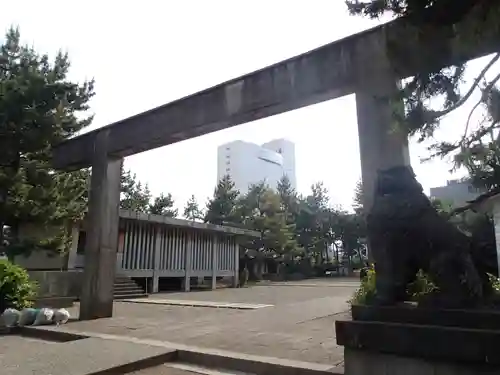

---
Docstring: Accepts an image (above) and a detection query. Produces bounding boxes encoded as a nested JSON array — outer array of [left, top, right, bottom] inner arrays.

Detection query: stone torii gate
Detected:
[[52, 15, 500, 320]]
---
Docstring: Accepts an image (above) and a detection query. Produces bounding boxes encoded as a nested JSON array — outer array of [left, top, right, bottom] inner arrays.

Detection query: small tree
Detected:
[[237, 184, 298, 278], [149, 193, 177, 217], [295, 182, 333, 262], [184, 195, 203, 221], [120, 168, 152, 213], [256, 189, 298, 259], [352, 179, 364, 215], [204, 175, 240, 225], [277, 175, 299, 225]]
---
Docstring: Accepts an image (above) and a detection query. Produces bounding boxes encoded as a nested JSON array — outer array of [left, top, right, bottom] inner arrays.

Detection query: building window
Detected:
[[226, 168, 230, 173], [226, 160, 230, 165]]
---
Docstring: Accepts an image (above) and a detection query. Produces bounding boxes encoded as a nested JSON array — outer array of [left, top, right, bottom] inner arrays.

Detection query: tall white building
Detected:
[[217, 138, 297, 194]]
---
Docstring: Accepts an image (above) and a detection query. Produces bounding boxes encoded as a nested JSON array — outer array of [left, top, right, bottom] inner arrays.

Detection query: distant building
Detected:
[[217, 138, 297, 194], [429, 179, 485, 208]]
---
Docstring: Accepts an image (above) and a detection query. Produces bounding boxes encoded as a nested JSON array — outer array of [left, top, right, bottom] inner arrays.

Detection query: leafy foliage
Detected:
[[204, 175, 367, 278], [0, 259, 37, 311], [184, 195, 203, 221], [243, 186, 298, 258], [350, 264, 377, 305], [204, 175, 240, 225], [350, 264, 437, 305], [120, 167, 177, 217], [120, 168, 152, 213], [0, 25, 178, 258], [345, 0, 484, 26], [352, 179, 364, 215], [346, 1, 500, 190], [0, 26, 94, 257], [149, 193, 177, 217]]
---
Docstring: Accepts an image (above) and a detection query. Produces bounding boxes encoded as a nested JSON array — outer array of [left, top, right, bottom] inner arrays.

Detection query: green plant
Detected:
[[349, 264, 377, 305], [407, 270, 438, 298], [349, 266, 437, 305], [0, 259, 38, 312], [489, 273, 500, 292]]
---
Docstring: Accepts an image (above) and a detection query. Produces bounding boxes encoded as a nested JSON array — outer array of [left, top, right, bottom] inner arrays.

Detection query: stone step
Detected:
[[130, 362, 253, 375], [114, 279, 136, 285], [114, 283, 142, 291], [166, 362, 251, 375], [114, 289, 146, 297], [114, 293, 149, 300], [113, 275, 147, 300]]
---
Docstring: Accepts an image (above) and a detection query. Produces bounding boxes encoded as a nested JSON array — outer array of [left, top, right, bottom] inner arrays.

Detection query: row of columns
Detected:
[[177, 234, 240, 292]]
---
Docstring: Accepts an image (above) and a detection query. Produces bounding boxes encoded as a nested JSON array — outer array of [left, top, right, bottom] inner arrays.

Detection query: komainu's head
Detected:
[[374, 165, 423, 196]]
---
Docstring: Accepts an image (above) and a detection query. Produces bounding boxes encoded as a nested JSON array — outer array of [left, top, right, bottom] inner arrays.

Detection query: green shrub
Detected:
[[0, 259, 38, 312], [489, 273, 500, 292], [349, 265, 437, 305], [349, 265, 377, 305]]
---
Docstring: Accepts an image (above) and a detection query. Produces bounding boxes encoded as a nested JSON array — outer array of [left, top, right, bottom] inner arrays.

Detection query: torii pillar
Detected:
[[355, 48, 411, 260], [79, 129, 123, 320]]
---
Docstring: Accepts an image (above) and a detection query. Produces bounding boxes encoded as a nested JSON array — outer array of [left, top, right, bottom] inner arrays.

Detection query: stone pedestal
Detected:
[[336, 305, 500, 375]]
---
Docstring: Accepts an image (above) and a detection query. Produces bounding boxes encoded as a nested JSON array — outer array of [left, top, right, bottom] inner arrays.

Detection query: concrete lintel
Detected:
[[52, 12, 500, 170]]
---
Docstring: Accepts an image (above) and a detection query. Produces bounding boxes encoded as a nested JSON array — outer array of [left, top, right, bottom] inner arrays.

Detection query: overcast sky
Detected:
[[1, 1, 495, 213]]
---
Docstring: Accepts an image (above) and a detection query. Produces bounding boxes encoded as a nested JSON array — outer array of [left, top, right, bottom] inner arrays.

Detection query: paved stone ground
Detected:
[[1, 335, 175, 375], [58, 280, 357, 366]]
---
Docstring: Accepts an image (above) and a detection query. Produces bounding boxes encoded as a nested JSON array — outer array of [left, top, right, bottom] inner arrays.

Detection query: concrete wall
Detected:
[[16, 222, 71, 270], [14, 251, 67, 270], [345, 348, 487, 375], [28, 270, 82, 298]]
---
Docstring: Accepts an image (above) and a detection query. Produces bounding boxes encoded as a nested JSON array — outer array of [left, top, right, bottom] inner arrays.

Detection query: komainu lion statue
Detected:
[[367, 166, 485, 308]]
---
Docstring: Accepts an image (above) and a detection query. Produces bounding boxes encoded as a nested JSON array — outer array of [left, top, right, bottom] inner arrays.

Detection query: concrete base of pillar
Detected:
[[152, 276, 159, 293], [183, 277, 191, 292], [232, 273, 239, 288]]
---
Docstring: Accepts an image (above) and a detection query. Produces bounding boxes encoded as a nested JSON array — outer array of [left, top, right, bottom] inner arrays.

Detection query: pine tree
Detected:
[[352, 179, 364, 215], [119, 168, 152, 213], [295, 182, 333, 260], [256, 189, 298, 259], [204, 175, 240, 225], [0, 26, 94, 255], [149, 193, 177, 217], [183, 195, 202, 221], [277, 175, 298, 223]]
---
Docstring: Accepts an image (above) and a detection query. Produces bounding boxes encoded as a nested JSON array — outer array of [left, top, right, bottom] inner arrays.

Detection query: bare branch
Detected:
[[427, 53, 500, 120]]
